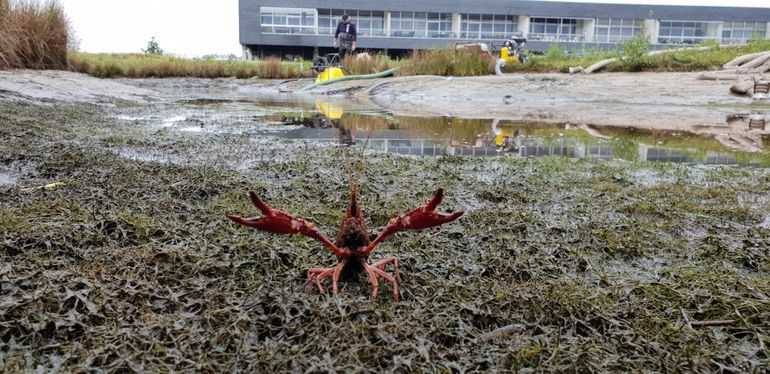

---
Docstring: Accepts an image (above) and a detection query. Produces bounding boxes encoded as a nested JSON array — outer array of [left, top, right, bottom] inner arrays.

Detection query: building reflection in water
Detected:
[[258, 100, 769, 166]]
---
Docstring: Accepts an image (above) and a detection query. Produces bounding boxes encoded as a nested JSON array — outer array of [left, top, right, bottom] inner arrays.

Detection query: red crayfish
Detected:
[[227, 157, 463, 301]]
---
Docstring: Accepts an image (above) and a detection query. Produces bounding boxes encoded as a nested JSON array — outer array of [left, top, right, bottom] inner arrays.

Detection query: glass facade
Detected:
[[529, 17, 585, 42], [595, 18, 643, 43], [461, 14, 518, 39], [390, 12, 453, 38], [390, 12, 428, 38], [658, 21, 721, 44], [722, 21, 767, 44], [426, 13, 453, 38], [257, 7, 769, 46], [317, 9, 385, 36], [260, 7, 317, 34]]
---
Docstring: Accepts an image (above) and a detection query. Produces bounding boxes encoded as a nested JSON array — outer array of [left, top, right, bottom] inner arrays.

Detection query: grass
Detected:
[[505, 39, 770, 74], [650, 39, 770, 71], [397, 48, 494, 76], [0, 0, 69, 70], [68, 40, 765, 79], [2, 98, 769, 372], [341, 53, 392, 75], [67, 53, 313, 79]]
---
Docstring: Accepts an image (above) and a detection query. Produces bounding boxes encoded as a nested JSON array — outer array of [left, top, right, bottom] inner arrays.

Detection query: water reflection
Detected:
[[254, 99, 770, 166]]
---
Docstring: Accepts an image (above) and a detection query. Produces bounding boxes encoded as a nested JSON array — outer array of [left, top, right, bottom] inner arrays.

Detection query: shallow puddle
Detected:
[[250, 99, 770, 166], [0, 171, 19, 186], [113, 95, 770, 166]]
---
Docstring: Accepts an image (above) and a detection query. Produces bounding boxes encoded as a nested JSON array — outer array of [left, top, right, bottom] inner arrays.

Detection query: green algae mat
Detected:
[[1, 101, 769, 372]]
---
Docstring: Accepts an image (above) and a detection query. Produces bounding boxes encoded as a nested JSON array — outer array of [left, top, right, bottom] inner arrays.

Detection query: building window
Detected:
[[357, 10, 386, 37], [722, 21, 767, 44], [260, 7, 316, 35], [318, 9, 341, 35], [658, 21, 720, 44], [317, 9, 385, 37], [390, 12, 425, 38], [461, 14, 518, 39], [390, 12, 452, 38], [594, 18, 643, 43], [529, 17, 585, 42]]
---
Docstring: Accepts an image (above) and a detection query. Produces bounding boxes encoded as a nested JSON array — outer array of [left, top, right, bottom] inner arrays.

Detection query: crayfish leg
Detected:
[[306, 261, 346, 295], [364, 262, 399, 302], [371, 257, 401, 283], [307, 268, 334, 294]]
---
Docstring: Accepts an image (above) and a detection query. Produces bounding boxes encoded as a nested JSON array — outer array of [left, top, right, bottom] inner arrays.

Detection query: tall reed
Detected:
[[0, 0, 69, 70], [398, 49, 493, 77]]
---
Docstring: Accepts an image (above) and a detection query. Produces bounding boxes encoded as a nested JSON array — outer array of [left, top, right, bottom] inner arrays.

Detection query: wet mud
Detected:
[[1, 72, 769, 372]]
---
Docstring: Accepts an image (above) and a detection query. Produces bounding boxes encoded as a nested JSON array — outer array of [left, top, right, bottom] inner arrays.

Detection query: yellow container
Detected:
[[495, 129, 517, 146], [315, 67, 346, 83], [500, 47, 519, 63], [315, 101, 344, 119]]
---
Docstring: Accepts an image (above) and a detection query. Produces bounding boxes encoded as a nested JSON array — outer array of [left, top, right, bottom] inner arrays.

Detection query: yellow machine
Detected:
[[315, 101, 343, 120], [500, 47, 520, 63], [498, 37, 528, 64], [315, 67, 346, 84], [492, 120, 523, 153], [313, 53, 347, 83], [495, 128, 516, 146]]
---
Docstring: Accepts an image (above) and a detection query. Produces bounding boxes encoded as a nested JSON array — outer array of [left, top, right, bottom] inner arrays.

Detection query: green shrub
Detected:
[[699, 39, 720, 49], [619, 30, 652, 71], [747, 38, 770, 53], [543, 44, 568, 61]]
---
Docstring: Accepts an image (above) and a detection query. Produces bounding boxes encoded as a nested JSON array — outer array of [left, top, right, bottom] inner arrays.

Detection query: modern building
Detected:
[[239, 0, 770, 59]]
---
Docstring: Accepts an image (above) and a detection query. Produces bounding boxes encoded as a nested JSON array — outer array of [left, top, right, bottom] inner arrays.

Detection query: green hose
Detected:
[[298, 67, 400, 92]]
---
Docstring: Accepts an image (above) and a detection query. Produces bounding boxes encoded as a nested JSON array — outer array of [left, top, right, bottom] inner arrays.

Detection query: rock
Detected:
[[730, 80, 754, 96]]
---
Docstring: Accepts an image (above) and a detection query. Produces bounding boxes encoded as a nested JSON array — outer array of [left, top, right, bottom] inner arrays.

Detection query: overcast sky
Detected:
[[61, 0, 770, 57]]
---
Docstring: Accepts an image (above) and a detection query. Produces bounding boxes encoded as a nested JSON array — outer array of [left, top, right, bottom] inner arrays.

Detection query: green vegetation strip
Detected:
[[63, 39, 769, 79]]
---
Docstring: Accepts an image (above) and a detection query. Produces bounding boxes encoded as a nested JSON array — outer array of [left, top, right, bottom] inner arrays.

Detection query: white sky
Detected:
[[61, 0, 770, 57], [62, 0, 242, 56]]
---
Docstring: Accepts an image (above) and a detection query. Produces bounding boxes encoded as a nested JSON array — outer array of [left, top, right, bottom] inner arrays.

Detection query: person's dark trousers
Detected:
[[338, 46, 352, 58]]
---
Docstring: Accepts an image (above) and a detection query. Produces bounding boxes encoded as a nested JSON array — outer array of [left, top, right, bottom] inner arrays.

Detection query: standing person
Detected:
[[334, 14, 357, 58]]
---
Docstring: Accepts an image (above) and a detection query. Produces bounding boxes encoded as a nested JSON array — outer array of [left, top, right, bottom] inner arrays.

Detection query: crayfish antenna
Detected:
[[351, 127, 373, 198], [347, 127, 372, 218]]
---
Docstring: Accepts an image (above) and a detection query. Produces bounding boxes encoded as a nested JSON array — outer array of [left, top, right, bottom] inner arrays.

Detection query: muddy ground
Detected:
[[3, 69, 770, 129], [364, 73, 765, 130], [1, 70, 769, 372]]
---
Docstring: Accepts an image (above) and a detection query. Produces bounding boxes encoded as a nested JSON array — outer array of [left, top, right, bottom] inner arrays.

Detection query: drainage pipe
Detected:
[[297, 67, 400, 92]]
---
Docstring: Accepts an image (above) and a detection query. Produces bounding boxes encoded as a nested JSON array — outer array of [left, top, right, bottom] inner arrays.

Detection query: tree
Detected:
[[142, 36, 163, 55]]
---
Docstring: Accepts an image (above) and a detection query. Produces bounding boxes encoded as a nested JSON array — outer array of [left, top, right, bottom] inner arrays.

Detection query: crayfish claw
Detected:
[[248, 190, 273, 215]]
